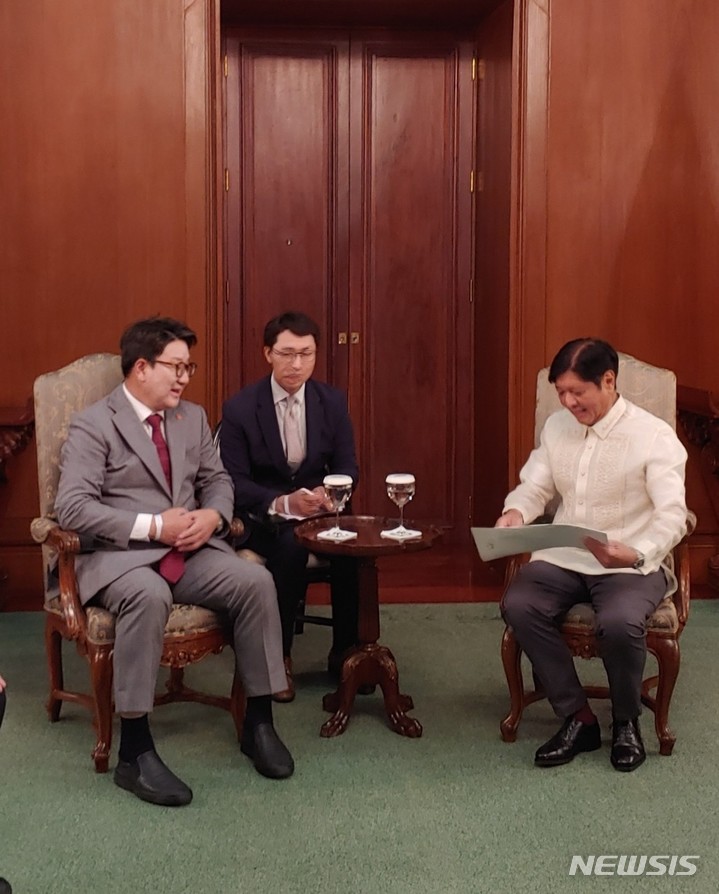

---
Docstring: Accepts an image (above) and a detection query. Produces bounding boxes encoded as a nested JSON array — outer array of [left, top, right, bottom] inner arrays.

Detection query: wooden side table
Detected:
[[295, 514, 441, 738]]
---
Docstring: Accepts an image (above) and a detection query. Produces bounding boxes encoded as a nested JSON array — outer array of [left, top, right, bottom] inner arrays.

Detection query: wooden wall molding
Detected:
[[508, 0, 550, 483]]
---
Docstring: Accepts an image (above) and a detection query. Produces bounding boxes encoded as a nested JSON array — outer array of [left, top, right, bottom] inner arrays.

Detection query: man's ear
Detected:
[[134, 358, 150, 380], [603, 369, 616, 389]]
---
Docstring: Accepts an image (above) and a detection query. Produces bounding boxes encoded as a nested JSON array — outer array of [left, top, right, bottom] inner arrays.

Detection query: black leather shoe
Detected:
[[535, 716, 602, 767], [114, 749, 193, 806], [611, 718, 645, 772], [241, 722, 294, 779]]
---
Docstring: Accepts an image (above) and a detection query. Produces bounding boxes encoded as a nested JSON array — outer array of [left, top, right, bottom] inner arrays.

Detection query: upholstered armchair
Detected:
[[500, 353, 692, 756], [31, 353, 245, 772]]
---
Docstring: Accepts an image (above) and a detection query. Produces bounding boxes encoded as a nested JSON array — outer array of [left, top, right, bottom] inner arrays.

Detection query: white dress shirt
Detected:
[[267, 377, 308, 517], [503, 395, 688, 578], [271, 376, 307, 459], [122, 384, 166, 541]]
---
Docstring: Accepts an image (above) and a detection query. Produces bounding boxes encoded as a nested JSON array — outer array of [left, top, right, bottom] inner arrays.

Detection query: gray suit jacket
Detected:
[[55, 385, 235, 603]]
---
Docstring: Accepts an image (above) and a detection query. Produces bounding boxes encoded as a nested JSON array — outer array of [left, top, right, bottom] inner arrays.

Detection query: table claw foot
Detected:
[[387, 708, 423, 738], [321, 709, 351, 738], [397, 693, 414, 711]]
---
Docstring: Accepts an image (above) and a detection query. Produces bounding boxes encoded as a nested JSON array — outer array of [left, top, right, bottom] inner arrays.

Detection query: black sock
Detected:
[[244, 695, 273, 730], [119, 714, 155, 763]]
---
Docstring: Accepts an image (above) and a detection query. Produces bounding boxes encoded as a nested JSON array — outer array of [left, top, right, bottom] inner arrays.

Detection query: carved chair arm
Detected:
[[672, 538, 691, 629], [229, 519, 244, 539], [499, 554, 528, 609], [45, 526, 87, 642]]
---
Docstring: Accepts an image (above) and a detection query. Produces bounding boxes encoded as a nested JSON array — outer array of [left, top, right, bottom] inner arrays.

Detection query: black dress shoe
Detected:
[[534, 716, 602, 767], [611, 718, 646, 772], [241, 722, 294, 779], [114, 749, 193, 806]]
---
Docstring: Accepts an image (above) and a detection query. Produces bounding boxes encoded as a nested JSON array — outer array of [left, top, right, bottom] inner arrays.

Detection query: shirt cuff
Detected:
[[131, 513, 154, 541]]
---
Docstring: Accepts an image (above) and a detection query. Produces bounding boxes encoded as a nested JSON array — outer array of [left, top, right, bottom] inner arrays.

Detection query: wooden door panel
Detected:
[[348, 39, 474, 538], [225, 35, 349, 392], [225, 30, 474, 541]]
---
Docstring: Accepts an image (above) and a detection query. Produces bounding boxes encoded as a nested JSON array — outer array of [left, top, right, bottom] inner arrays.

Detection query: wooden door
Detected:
[[224, 29, 475, 541]]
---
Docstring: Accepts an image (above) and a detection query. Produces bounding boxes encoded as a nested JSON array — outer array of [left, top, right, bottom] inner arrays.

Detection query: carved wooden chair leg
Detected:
[[166, 666, 186, 697], [89, 644, 114, 773], [649, 638, 680, 756], [45, 615, 64, 722], [500, 627, 525, 742], [229, 669, 246, 741]]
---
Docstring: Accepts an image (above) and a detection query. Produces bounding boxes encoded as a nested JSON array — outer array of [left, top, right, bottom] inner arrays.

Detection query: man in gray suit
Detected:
[[55, 317, 293, 807]]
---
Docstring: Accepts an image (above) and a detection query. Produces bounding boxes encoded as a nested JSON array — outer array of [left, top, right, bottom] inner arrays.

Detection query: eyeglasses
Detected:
[[270, 350, 317, 363], [152, 360, 198, 379]]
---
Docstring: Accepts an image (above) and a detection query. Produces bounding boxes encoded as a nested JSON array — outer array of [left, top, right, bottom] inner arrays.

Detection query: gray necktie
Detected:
[[283, 395, 304, 467]]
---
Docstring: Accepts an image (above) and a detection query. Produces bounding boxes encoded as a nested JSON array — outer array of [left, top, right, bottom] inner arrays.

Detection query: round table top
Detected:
[[294, 514, 442, 557]]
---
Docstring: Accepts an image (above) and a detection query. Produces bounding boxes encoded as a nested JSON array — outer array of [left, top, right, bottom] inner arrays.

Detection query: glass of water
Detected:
[[381, 473, 422, 540], [317, 474, 358, 541]]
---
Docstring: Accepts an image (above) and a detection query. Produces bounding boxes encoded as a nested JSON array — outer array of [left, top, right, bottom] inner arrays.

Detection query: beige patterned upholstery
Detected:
[[534, 351, 676, 446], [32, 353, 244, 772], [31, 354, 124, 599], [500, 352, 692, 756]]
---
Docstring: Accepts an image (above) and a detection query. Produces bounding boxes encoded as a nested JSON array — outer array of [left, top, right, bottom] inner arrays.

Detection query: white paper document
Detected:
[[471, 524, 608, 561]]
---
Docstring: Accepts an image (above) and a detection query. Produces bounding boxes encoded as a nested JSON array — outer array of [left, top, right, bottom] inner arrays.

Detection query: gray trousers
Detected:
[[94, 547, 287, 714], [501, 560, 667, 721]]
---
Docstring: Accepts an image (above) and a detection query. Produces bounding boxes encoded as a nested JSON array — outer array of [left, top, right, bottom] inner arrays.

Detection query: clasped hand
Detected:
[[157, 507, 220, 552]]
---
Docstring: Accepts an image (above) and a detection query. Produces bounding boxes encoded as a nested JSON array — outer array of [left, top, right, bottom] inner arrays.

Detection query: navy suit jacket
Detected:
[[220, 376, 359, 525]]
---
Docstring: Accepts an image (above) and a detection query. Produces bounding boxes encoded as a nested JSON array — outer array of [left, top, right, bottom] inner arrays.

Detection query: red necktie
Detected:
[[146, 413, 185, 584]]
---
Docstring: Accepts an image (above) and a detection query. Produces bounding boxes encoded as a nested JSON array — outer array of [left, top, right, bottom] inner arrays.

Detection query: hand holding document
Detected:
[[471, 524, 608, 562]]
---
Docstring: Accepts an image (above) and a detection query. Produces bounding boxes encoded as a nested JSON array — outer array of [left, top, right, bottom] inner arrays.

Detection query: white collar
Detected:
[[122, 383, 165, 425], [270, 376, 306, 407]]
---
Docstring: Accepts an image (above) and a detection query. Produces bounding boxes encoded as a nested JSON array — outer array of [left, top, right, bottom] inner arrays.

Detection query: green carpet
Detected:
[[1, 602, 718, 893]]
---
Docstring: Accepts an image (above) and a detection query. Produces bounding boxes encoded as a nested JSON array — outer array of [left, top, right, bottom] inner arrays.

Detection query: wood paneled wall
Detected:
[[510, 0, 719, 582], [473, 0, 514, 526], [513, 0, 719, 468], [0, 0, 217, 608], [2, 0, 717, 605]]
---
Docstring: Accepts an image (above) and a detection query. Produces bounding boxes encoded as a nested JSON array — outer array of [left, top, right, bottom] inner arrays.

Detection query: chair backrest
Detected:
[[534, 351, 676, 446], [33, 353, 124, 521]]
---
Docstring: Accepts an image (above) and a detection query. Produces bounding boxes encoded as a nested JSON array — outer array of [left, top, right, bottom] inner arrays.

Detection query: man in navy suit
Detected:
[[220, 312, 360, 701]]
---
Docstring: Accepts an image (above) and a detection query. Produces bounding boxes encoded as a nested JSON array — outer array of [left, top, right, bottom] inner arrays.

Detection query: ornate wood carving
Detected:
[[0, 400, 34, 484], [678, 384, 719, 590]]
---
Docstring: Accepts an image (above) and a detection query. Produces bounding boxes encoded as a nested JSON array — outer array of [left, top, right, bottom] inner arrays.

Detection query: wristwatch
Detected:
[[632, 550, 645, 570]]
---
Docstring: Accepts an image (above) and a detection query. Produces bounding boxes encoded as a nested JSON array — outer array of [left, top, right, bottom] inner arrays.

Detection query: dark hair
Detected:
[[263, 312, 320, 349], [0, 877, 12, 894], [548, 338, 618, 386], [119, 317, 197, 377]]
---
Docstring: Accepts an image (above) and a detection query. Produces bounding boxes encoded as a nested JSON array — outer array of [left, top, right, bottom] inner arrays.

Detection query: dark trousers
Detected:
[[0, 689, 6, 730], [501, 560, 667, 721], [245, 521, 359, 658]]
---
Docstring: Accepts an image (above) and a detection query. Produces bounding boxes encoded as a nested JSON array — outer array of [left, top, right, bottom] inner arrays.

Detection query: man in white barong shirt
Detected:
[[497, 338, 687, 772]]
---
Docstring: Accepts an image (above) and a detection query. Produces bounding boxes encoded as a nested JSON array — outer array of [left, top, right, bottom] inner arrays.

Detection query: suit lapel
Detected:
[[257, 377, 290, 472], [164, 406, 186, 502], [108, 386, 171, 496], [303, 381, 321, 468]]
